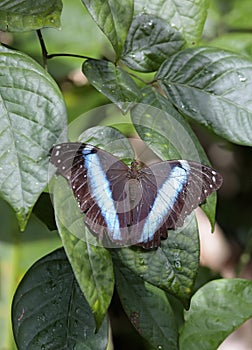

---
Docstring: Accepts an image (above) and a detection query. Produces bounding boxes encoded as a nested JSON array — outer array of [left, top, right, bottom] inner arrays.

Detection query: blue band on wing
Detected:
[[82, 147, 121, 240], [140, 160, 190, 242]]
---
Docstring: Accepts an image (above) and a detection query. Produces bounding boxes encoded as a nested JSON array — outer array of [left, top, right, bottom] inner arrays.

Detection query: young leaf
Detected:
[[0, 45, 67, 230], [81, 0, 133, 57], [156, 47, 252, 146], [134, 0, 209, 45], [0, 0, 62, 31], [112, 216, 200, 306], [12, 248, 109, 350], [132, 88, 218, 230], [180, 278, 252, 350], [83, 59, 141, 112], [115, 264, 179, 350], [121, 14, 185, 72]]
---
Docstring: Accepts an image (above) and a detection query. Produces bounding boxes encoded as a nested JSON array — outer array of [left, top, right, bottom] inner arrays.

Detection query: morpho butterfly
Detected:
[[50, 143, 222, 249]]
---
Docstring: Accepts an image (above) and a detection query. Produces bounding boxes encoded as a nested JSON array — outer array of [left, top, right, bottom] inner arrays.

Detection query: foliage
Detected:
[[0, 0, 252, 349]]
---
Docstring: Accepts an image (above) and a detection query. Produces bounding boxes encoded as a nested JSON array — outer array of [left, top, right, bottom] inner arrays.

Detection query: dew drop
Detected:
[[138, 257, 145, 265], [147, 20, 154, 28], [238, 72, 247, 82], [174, 252, 182, 270], [83, 327, 88, 338]]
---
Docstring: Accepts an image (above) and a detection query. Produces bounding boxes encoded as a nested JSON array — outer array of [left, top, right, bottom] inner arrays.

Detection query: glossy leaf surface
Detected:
[[83, 59, 141, 112], [81, 0, 133, 56], [122, 13, 184, 72], [0, 45, 67, 229], [115, 263, 178, 350], [134, 0, 209, 45], [0, 0, 62, 31], [180, 279, 252, 350], [113, 216, 200, 306], [12, 248, 108, 350], [156, 47, 252, 146]]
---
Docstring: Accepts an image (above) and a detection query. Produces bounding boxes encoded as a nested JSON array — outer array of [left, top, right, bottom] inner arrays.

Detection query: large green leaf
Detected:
[[180, 278, 252, 350], [0, 0, 62, 31], [112, 216, 199, 306], [132, 88, 218, 230], [156, 47, 252, 146], [0, 45, 67, 230], [53, 177, 114, 330], [83, 59, 141, 112], [115, 264, 178, 350], [12, 248, 109, 350], [0, 198, 61, 350], [121, 14, 184, 72], [134, 0, 209, 45], [81, 0, 133, 56]]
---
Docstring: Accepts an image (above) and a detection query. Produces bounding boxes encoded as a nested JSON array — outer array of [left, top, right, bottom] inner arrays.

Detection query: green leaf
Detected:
[[112, 216, 199, 306], [53, 177, 114, 330], [134, 0, 209, 45], [0, 0, 62, 31], [12, 248, 109, 350], [156, 47, 252, 146], [121, 14, 185, 72], [132, 87, 218, 230], [83, 59, 141, 112], [81, 0, 133, 56], [115, 264, 178, 350], [180, 278, 252, 350], [0, 45, 67, 230]]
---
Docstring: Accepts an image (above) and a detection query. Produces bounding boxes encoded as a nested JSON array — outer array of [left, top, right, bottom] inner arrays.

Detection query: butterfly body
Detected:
[[50, 143, 222, 248]]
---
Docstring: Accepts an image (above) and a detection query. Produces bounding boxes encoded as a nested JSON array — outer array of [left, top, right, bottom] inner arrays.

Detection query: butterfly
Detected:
[[50, 142, 223, 248]]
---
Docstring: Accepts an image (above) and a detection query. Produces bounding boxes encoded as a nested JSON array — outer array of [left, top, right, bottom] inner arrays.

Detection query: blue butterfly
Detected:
[[50, 143, 222, 248]]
